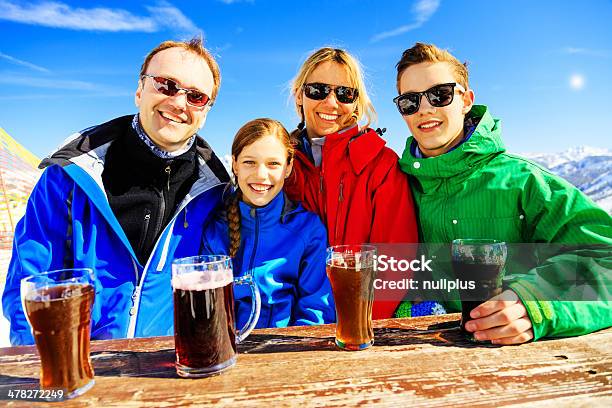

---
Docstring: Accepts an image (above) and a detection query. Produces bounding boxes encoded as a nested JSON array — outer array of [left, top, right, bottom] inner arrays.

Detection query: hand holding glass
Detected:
[[451, 239, 507, 339]]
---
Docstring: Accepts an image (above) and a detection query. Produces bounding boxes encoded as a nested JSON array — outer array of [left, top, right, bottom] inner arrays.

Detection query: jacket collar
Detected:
[[40, 114, 230, 186], [239, 191, 301, 231], [398, 105, 505, 193], [297, 124, 387, 175]]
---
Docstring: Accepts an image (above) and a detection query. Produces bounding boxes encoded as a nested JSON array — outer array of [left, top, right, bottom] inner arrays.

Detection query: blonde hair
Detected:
[[291, 47, 376, 133], [140, 37, 221, 101], [396, 42, 469, 92], [226, 119, 294, 257]]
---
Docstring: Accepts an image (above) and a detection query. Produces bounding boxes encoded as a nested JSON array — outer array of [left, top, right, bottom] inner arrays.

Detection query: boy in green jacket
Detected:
[[394, 42, 612, 345]]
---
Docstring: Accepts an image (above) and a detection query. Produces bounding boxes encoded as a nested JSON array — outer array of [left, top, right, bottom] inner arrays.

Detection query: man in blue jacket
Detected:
[[3, 38, 230, 345]]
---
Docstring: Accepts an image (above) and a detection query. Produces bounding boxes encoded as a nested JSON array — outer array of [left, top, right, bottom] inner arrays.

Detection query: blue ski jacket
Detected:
[[2, 115, 230, 345], [201, 192, 335, 329]]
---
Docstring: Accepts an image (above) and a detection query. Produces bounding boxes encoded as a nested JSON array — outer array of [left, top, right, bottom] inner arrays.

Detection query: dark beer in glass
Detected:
[[451, 239, 507, 339], [21, 268, 96, 399], [172, 255, 260, 378]]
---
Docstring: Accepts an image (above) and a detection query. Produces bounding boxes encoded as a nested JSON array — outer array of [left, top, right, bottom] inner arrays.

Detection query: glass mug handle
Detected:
[[233, 274, 261, 343]]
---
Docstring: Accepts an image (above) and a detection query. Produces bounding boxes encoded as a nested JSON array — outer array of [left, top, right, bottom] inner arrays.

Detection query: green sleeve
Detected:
[[511, 168, 612, 340]]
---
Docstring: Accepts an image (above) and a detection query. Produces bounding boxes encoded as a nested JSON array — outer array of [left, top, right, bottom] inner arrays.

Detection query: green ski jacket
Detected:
[[398, 105, 612, 340]]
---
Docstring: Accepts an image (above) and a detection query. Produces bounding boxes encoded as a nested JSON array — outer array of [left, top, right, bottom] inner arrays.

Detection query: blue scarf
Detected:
[[411, 116, 478, 158]]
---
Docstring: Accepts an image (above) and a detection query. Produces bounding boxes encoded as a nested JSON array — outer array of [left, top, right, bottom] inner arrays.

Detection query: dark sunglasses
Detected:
[[393, 82, 466, 115], [303, 82, 359, 104], [141, 74, 211, 107]]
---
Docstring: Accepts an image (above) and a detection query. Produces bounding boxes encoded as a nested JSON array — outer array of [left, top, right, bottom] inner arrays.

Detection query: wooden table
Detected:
[[1, 314, 610, 407]]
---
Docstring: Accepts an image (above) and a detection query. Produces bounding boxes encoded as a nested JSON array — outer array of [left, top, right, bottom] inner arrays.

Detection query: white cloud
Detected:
[[569, 74, 585, 90], [0, 91, 132, 100], [370, 0, 440, 43], [0, 52, 50, 73], [562, 47, 609, 58], [0, 74, 97, 90], [214, 43, 233, 53], [0, 0, 198, 33], [146, 1, 198, 33], [217, 0, 254, 4], [0, 72, 132, 100]]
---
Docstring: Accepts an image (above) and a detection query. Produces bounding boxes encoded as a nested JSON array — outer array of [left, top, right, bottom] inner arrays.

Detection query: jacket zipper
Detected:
[[127, 182, 224, 339], [128, 258, 141, 320], [248, 208, 260, 273], [334, 174, 345, 244], [319, 160, 328, 229], [151, 166, 170, 243], [127, 164, 170, 337], [136, 210, 152, 254], [165, 165, 171, 192]]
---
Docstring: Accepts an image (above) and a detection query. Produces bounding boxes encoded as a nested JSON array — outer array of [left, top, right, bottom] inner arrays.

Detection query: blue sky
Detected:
[[1, 0, 611, 159]]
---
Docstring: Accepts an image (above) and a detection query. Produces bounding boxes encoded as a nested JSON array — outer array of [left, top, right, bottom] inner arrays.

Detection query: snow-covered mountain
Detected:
[[520, 146, 612, 214]]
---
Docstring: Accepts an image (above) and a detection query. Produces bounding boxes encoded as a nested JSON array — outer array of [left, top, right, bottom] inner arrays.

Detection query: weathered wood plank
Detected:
[[1, 314, 610, 407]]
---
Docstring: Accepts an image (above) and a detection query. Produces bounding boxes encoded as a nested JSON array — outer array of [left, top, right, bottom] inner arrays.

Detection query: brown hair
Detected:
[[395, 42, 469, 92], [139, 37, 221, 101], [290, 47, 376, 138], [226, 118, 294, 257]]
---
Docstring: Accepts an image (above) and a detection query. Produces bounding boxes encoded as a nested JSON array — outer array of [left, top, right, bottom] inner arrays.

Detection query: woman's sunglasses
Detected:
[[303, 83, 359, 104], [393, 82, 465, 115], [141, 74, 211, 107]]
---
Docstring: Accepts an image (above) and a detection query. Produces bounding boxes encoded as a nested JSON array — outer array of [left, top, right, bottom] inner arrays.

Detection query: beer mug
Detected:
[[326, 245, 377, 351], [21, 268, 96, 400], [451, 239, 507, 339], [171, 255, 261, 378]]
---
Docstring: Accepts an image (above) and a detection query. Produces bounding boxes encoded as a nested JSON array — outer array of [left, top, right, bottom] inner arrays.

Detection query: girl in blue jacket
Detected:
[[202, 118, 335, 328]]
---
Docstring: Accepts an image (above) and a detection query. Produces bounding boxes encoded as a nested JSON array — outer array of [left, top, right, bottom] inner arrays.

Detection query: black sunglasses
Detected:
[[141, 74, 211, 107], [393, 82, 465, 115], [303, 82, 359, 104]]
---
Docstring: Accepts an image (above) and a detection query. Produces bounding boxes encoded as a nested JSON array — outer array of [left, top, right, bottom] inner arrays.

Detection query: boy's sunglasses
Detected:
[[393, 82, 465, 115], [303, 82, 359, 104], [141, 74, 211, 107]]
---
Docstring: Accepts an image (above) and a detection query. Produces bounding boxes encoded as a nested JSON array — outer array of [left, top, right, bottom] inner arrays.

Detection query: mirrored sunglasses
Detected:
[[303, 82, 359, 104], [142, 74, 211, 107], [393, 82, 465, 115]]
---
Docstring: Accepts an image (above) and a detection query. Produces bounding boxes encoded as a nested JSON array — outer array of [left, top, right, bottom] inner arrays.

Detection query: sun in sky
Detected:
[[569, 74, 585, 90]]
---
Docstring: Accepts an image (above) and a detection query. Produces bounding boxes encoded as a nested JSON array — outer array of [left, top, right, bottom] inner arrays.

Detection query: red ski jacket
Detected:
[[285, 125, 419, 318]]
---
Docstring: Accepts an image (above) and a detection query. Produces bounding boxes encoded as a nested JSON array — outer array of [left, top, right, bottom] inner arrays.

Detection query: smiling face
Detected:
[[232, 134, 293, 207], [296, 61, 357, 139], [398, 62, 474, 157], [135, 47, 214, 152]]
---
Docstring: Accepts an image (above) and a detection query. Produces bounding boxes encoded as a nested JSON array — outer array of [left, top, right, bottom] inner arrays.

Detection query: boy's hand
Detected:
[[464, 290, 534, 345]]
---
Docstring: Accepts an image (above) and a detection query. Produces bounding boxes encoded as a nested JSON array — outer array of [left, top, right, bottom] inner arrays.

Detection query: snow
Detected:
[[521, 145, 612, 168], [518, 145, 612, 215]]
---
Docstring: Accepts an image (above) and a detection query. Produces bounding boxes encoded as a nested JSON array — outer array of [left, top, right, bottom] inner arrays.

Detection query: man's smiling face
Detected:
[[135, 47, 214, 152]]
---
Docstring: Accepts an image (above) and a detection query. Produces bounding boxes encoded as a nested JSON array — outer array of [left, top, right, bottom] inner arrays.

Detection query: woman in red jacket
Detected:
[[284, 47, 419, 318]]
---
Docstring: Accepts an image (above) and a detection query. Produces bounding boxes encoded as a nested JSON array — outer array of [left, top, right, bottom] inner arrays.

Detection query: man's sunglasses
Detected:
[[303, 82, 359, 104], [141, 74, 211, 107], [393, 82, 466, 115]]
